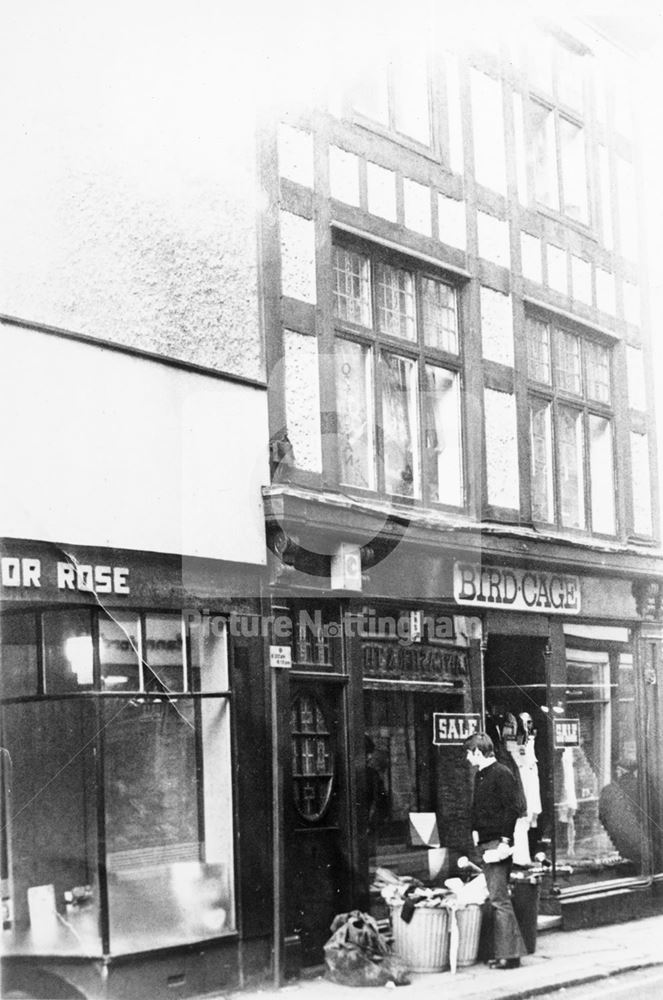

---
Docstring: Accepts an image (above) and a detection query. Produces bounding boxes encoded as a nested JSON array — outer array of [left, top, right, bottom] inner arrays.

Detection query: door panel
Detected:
[[284, 682, 351, 965]]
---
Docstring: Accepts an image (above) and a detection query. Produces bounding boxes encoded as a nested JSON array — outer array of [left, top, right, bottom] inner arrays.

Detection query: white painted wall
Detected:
[[0, 323, 269, 564]]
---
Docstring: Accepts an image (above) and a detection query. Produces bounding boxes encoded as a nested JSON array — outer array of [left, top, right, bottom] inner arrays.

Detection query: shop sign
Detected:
[[553, 718, 580, 748], [0, 555, 130, 594], [433, 713, 481, 745], [270, 645, 292, 669], [453, 562, 580, 615], [363, 643, 467, 683]]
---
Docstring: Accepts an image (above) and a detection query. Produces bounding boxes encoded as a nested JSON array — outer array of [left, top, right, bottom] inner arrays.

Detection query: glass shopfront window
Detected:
[[553, 649, 644, 880], [362, 608, 481, 887], [484, 632, 645, 887], [0, 608, 235, 957]]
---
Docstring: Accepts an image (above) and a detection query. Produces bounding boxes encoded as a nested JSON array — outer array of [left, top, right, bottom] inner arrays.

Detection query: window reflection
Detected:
[[104, 696, 234, 950], [100, 612, 141, 691], [145, 614, 184, 692], [1, 614, 38, 699], [43, 610, 94, 693]]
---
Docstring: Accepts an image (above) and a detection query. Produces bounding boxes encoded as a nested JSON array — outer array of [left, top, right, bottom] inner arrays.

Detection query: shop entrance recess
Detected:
[[483, 635, 551, 867], [283, 675, 352, 967]]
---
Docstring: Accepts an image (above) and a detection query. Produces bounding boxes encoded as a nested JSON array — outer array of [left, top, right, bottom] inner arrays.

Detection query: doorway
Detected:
[[283, 680, 352, 966]]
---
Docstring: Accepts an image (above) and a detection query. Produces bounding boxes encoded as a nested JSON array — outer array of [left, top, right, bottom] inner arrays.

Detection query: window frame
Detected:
[[0, 605, 237, 958], [526, 311, 617, 536], [345, 49, 441, 159], [525, 35, 591, 228], [332, 235, 466, 509]]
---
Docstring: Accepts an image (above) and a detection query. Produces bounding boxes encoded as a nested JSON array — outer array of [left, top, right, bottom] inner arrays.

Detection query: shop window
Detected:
[[0, 609, 235, 958], [554, 650, 644, 877], [362, 610, 479, 888], [332, 238, 464, 507], [526, 314, 616, 534], [145, 613, 185, 692], [525, 35, 589, 224], [43, 609, 94, 692], [0, 613, 38, 699], [291, 695, 334, 821], [100, 612, 141, 691]]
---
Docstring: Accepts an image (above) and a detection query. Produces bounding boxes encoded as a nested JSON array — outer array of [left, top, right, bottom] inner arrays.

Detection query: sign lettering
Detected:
[[554, 718, 580, 748], [453, 562, 580, 614], [0, 556, 130, 595], [433, 713, 481, 745], [363, 643, 467, 683], [270, 645, 292, 669]]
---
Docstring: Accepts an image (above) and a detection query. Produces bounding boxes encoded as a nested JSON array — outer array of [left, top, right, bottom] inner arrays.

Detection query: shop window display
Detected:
[[484, 635, 643, 887], [553, 651, 643, 877], [0, 608, 235, 957], [362, 610, 479, 886]]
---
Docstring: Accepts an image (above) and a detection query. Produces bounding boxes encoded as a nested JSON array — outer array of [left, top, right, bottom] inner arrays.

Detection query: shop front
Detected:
[[264, 496, 663, 969], [0, 540, 271, 1000]]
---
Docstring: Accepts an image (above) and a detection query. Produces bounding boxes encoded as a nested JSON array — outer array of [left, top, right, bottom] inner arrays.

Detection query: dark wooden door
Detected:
[[284, 679, 352, 965]]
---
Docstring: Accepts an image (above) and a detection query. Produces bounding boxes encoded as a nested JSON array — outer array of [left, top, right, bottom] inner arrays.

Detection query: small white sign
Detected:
[[270, 645, 292, 669]]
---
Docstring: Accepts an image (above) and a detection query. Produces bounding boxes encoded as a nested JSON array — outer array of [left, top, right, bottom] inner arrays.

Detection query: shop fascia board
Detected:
[[262, 485, 663, 582]]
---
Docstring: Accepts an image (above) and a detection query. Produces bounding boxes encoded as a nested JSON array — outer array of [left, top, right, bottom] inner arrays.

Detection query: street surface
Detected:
[[535, 965, 663, 1000]]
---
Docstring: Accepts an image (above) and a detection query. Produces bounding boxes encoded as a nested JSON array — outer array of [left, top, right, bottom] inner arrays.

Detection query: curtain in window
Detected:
[[381, 352, 419, 497]]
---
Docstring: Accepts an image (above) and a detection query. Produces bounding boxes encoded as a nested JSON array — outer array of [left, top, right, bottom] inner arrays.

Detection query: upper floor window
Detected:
[[333, 241, 463, 507], [526, 35, 589, 225], [349, 47, 432, 148], [526, 315, 615, 534]]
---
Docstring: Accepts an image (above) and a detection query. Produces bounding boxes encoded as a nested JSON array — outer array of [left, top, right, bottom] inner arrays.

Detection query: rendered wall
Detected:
[[0, 322, 269, 564], [0, 2, 263, 382]]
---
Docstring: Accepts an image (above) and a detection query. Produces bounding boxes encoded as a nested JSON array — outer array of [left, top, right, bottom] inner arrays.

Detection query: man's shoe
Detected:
[[488, 958, 521, 969]]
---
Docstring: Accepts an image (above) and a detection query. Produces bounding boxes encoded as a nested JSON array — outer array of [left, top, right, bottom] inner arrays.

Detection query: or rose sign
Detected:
[[0, 556, 130, 594], [433, 713, 481, 745], [453, 562, 580, 614]]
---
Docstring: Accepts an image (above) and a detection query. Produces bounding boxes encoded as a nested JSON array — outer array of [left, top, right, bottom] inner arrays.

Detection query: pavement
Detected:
[[223, 913, 663, 1000]]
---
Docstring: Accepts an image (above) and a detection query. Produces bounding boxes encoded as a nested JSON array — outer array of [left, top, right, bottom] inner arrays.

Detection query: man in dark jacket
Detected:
[[464, 732, 527, 969]]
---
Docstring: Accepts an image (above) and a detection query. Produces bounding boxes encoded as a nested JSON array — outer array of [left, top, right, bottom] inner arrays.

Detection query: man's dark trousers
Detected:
[[481, 840, 526, 960]]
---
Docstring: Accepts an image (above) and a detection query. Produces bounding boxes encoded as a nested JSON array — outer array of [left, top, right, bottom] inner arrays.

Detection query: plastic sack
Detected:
[[443, 874, 489, 905], [324, 909, 411, 987]]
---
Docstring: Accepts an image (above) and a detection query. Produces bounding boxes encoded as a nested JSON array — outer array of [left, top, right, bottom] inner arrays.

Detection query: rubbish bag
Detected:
[[324, 909, 411, 987]]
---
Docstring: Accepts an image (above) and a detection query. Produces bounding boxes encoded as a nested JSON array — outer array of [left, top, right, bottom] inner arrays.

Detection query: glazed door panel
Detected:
[[284, 680, 352, 965]]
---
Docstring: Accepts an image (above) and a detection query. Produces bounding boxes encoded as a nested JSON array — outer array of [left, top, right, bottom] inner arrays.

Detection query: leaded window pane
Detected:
[[422, 277, 458, 352], [375, 262, 416, 340], [335, 338, 375, 489], [589, 415, 615, 534], [585, 340, 611, 404], [526, 316, 551, 383], [392, 51, 430, 145], [531, 101, 558, 210], [631, 431, 653, 536], [554, 329, 582, 394], [423, 365, 462, 506], [530, 399, 554, 521], [557, 405, 585, 528], [560, 117, 588, 223], [380, 352, 420, 497], [333, 247, 371, 326]]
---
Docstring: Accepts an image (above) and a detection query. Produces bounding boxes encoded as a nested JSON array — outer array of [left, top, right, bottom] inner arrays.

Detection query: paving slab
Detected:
[[216, 914, 663, 1000]]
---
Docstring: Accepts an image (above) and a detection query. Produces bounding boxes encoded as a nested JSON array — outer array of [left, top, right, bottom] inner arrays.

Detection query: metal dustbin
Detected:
[[454, 904, 483, 967], [390, 904, 451, 972], [510, 873, 540, 954]]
